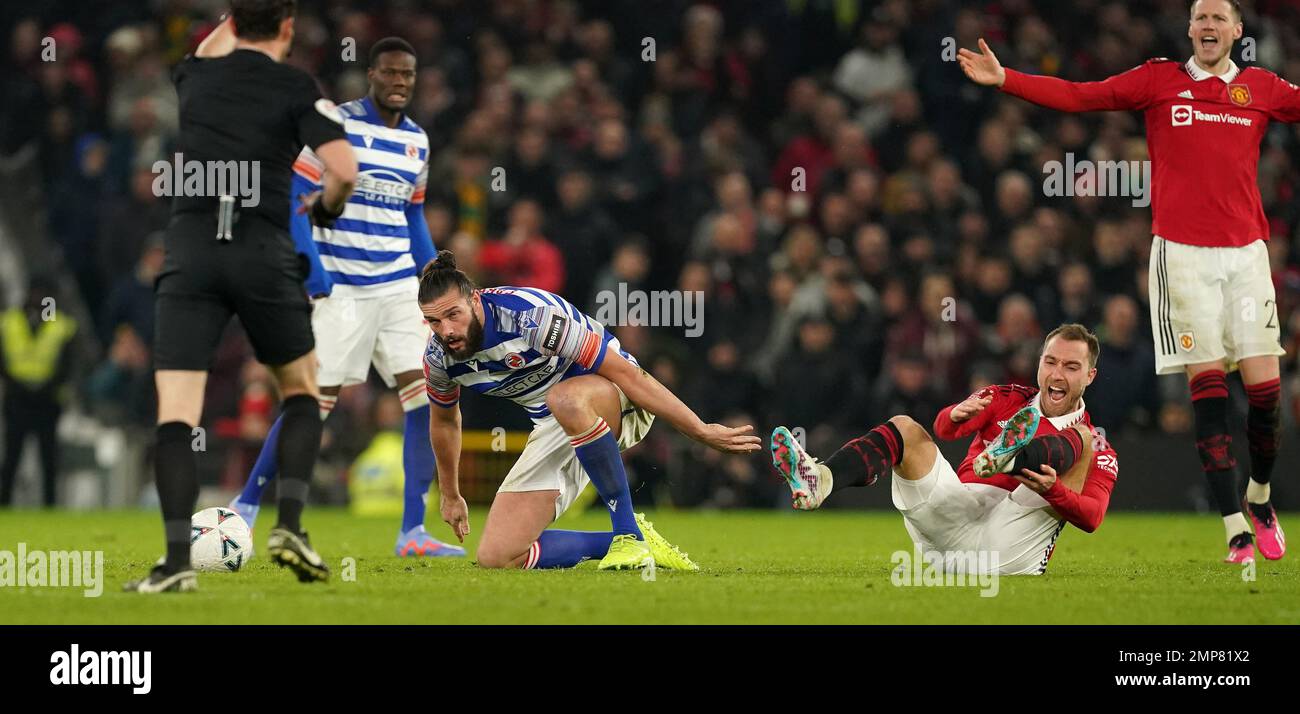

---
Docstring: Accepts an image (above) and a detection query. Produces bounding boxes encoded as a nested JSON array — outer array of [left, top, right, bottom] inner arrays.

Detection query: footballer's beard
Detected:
[[441, 312, 485, 360]]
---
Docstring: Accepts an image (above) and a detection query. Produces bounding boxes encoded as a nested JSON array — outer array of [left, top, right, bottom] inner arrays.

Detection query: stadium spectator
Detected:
[[1, 278, 77, 507], [478, 199, 565, 294], [7, 0, 1300, 512]]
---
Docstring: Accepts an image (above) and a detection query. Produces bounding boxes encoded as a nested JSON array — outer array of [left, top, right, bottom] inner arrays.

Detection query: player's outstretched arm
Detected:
[[597, 347, 762, 454], [430, 401, 469, 542], [959, 36, 1150, 113], [956, 38, 1006, 87]]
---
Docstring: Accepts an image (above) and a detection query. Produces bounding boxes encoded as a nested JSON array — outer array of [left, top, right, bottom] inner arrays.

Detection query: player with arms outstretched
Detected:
[[958, 0, 1292, 562], [772, 325, 1118, 575], [228, 38, 464, 558], [419, 251, 761, 570]]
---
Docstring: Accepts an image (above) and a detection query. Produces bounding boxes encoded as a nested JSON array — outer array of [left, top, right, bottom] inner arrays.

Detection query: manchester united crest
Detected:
[[1227, 84, 1252, 107]]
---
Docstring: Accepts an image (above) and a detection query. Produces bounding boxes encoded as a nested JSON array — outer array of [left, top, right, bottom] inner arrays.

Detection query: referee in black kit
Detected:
[[126, 0, 357, 592]]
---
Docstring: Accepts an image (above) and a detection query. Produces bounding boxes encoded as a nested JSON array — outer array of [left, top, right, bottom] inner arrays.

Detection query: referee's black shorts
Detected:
[[154, 211, 314, 370]]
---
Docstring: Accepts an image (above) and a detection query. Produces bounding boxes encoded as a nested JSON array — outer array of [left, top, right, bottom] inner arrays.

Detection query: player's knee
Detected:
[[476, 546, 523, 570], [888, 415, 930, 444], [546, 379, 607, 422]]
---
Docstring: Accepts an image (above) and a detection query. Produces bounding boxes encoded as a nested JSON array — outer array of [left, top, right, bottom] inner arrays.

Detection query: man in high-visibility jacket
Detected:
[[0, 278, 77, 506]]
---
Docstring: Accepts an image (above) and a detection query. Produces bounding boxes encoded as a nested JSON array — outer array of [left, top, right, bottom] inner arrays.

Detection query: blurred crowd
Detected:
[[4, 0, 1300, 508]]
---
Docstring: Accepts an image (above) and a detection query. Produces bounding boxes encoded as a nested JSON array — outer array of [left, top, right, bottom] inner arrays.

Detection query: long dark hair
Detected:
[[418, 250, 478, 303]]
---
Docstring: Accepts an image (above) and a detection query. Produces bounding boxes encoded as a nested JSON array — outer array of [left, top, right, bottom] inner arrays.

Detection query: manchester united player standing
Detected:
[[958, 0, 1294, 563]]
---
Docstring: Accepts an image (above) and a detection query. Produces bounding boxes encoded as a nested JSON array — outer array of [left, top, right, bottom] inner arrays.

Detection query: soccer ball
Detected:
[[190, 507, 253, 572]]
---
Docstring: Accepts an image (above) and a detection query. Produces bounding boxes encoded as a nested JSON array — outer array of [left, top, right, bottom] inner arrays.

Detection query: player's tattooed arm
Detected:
[[597, 348, 761, 454]]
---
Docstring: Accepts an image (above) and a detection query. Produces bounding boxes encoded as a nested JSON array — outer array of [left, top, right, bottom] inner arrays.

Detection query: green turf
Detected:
[[1, 509, 1296, 624]]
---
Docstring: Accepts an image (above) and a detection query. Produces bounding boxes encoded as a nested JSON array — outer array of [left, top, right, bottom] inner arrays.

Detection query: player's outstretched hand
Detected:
[[949, 393, 993, 423], [957, 38, 1006, 87], [697, 423, 763, 454], [440, 494, 470, 543]]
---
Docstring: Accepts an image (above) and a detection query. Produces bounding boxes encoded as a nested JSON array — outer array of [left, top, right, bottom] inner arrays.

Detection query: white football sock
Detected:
[[1223, 512, 1251, 543], [817, 462, 834, 492], [1245, 478, 1270, 505]]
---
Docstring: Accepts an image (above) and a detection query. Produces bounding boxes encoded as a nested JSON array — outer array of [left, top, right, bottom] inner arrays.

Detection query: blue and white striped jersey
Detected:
[[292, 96, 434, 298], [423, 287, 638, 422]]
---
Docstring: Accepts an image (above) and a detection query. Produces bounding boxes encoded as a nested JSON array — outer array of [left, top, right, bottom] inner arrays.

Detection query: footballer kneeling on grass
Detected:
[[418, 250, 762, 570], [772, 324, 1119, 575]]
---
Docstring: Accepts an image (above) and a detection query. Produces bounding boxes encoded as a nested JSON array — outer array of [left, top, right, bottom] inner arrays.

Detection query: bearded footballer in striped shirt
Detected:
[[418, 251, 761, 571], [229, 38, 465, 558]]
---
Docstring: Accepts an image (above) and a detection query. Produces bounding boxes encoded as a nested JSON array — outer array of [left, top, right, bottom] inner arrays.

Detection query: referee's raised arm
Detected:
[[127, 0, 354, 593]]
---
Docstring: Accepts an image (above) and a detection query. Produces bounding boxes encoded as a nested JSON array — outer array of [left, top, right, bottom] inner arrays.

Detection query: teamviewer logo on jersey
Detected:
[[1171, 105, 1193, 126]]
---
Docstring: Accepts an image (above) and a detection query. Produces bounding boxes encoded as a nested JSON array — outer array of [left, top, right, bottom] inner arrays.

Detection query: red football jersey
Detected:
[[933, 384, 1119, 533], [1001, 57, 1300, 248]]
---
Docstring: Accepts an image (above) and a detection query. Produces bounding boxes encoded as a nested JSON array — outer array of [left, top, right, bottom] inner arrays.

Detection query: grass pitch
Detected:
[[1, 509, 1296, 624]]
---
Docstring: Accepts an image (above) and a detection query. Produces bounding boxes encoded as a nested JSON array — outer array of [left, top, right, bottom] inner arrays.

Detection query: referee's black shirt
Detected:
[[170, 48, 346, 229]]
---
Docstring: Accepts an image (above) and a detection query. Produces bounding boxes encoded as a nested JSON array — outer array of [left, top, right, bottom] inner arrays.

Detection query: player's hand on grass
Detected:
[[441, 494, 470, 543], [957, 38, 1006, 88], [1014, 463, 1058, 494], [696, 423, 763, 454], [949, 393, 993, 423]]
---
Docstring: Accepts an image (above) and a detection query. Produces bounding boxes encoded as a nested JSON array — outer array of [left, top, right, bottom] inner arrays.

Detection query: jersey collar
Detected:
[[1185, 56, 1241, 83], [358, 95, 407, 129], [1030, 392, 1087, 430]]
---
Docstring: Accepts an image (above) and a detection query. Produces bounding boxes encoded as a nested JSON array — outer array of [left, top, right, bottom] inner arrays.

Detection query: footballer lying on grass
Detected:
[[772, 323, 1119, 575], [418, 251, 762, 570]]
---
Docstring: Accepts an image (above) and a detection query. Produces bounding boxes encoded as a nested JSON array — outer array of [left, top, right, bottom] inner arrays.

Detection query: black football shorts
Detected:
[[154, 211, 314, 370]]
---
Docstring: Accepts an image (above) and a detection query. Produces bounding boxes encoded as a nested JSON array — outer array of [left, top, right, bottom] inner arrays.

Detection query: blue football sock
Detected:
[[237, 413, 283, 505], [570, 418, 641, 537], [401, 404, 436, 533], [525, 530, 615, 569]]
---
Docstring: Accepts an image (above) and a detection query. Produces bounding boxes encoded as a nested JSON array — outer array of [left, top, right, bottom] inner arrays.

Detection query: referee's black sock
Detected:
[[275, 394, 322, 534], [156, 421, 199, 573]]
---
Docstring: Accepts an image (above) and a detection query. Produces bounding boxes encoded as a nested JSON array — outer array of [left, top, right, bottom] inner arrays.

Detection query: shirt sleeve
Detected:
[[423, 341, 460, 409], [933, 386, 999, 441], [1000, 61, 1155, 112], [290, 171, 331, 298], [1266, 71, 1300, 123], [292, 145, 324, 188], [405, 152, 436, 271], [291, 74, 347, 150], [1041, 446, 1118, 533], [520, 305, 608, 371], [411, 150, 428, 205], [171, 54, 200, 87]]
